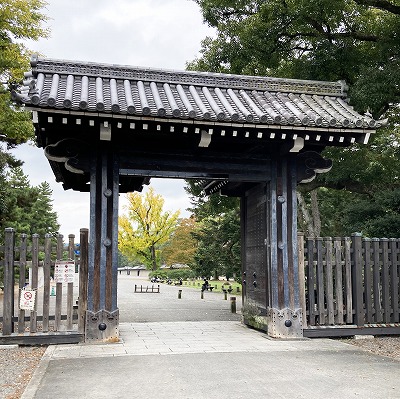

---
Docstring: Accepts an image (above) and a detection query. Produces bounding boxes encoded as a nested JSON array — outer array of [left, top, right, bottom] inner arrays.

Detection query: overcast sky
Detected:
[[11, 0, 215, 238]]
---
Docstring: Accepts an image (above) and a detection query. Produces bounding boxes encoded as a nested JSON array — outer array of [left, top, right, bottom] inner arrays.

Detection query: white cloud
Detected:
[[25, 0, 213, 69]]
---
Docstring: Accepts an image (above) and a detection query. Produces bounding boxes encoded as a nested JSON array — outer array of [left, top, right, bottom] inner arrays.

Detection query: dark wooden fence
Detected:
[[2, 227, 399, 341], [0, 228, 89, 344], [299, 234, 400, 337]]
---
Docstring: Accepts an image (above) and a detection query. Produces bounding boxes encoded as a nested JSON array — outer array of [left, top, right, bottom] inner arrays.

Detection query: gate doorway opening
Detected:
[[117, 274, 242, 324], [11, 56, 380, 341]]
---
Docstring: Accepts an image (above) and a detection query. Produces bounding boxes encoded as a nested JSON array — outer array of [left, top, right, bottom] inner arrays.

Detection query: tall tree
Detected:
[[118, 187, 180, 270], [191, 0, 399, 119], [185, 179, 239, 220], [0, 0, 49, 235], [190, 0, 400, 237], [28, 182, 59, 237], [191, 208, 241, 280], [2, 166, 32, 233], [295, 115, 400, 237], [161, 217, 197, 266], [1, 0, 49, 146], [184, 180, 241, 277], [2, 167, 59, 238]]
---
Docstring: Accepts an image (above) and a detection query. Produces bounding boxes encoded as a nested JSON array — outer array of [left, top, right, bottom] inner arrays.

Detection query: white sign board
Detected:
[[54, 261, 75, 284], [19, 290, 36, 311]]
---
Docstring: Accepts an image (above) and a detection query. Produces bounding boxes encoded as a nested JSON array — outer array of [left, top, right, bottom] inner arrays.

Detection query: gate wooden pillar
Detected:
[[242, 152, 332, 338], [86, 147, 120, 342], [242, 155, 303, 338], [266, 156, 302, 338]]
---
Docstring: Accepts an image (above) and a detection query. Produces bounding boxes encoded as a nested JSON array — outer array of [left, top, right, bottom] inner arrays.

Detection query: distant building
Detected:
[[118, 265, 149, 278]]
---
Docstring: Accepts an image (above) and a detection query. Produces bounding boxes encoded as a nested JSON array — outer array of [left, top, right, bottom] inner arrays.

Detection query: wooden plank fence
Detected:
[[0, 228, 89, 344], [300, 233, 400, 337], [2, 227, 399, 341]]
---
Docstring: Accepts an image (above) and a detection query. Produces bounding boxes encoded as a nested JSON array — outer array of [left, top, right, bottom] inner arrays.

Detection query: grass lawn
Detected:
[[182, 279, 242, 295]]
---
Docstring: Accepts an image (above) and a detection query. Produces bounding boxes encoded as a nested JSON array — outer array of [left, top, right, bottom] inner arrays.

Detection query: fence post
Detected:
[[306, 238, 316, 326], [363, 238, 373, 324], [3, 228, 15, 335], [316, 237, 325, 325], [333, 237, 344, 325], [344, 237, 353, 323], [372, 238, 382, 323], [54, 234, 64, 331], [78, 228, 89, 334], [351, 233, 364, 327], [67, 234, 75, 330], [78, 229, 89, 334], [325, 237, 334, 325], [381, 238, 390, 323], [30, 234, 39, 333], [297, 233, 307, 328], [42, 234, 52, 332], [390, 238, 399, 323], [18, 234, 28, 333]]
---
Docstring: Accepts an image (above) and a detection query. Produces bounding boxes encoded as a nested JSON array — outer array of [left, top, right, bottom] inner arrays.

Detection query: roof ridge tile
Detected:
[[31, 55, 345, 97]]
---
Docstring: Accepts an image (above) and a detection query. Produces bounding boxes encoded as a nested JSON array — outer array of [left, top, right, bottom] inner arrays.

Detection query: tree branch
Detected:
[[221, 9, 256, 19], [297, 180, 373, 196], [353, 0, 400, 15], [304, 17, 379, 42]]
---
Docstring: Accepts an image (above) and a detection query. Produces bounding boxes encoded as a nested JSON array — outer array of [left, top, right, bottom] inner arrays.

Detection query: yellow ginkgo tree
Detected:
[[118, 187, 180, 270]]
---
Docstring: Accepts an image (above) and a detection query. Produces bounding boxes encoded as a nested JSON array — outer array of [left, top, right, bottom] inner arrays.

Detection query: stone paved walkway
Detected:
[[44, 321, 355, 359]]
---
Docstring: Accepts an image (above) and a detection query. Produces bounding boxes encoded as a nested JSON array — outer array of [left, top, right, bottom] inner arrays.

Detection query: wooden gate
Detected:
[[0, 228, 88, 344], [242, 183, 269, 309], [300, 234, 400, 337]]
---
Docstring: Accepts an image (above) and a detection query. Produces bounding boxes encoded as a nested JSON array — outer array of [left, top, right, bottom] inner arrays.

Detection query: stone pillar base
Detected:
[[85, 309, 119, 343], [267, 307, 303, 339]]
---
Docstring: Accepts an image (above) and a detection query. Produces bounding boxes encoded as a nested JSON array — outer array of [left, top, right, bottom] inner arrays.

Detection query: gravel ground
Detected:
[[342, 336, 400, 360], [0, 336, 398, 398], [0, 345, 47, 399]]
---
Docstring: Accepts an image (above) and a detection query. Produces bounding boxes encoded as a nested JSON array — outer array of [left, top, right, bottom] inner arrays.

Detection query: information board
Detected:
[[54, 261, 75, 284]]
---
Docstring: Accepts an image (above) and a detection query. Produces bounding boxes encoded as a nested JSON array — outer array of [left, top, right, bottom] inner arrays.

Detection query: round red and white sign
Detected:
[[23, 291, 33, 300]]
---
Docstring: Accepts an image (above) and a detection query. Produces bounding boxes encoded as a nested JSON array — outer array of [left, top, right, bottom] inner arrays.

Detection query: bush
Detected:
[[149, 268, 196, 281], [149, 270, 168, 280]]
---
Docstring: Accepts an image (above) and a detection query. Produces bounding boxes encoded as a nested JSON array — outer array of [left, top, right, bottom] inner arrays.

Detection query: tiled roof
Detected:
[[12, 55, 383, 130]]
